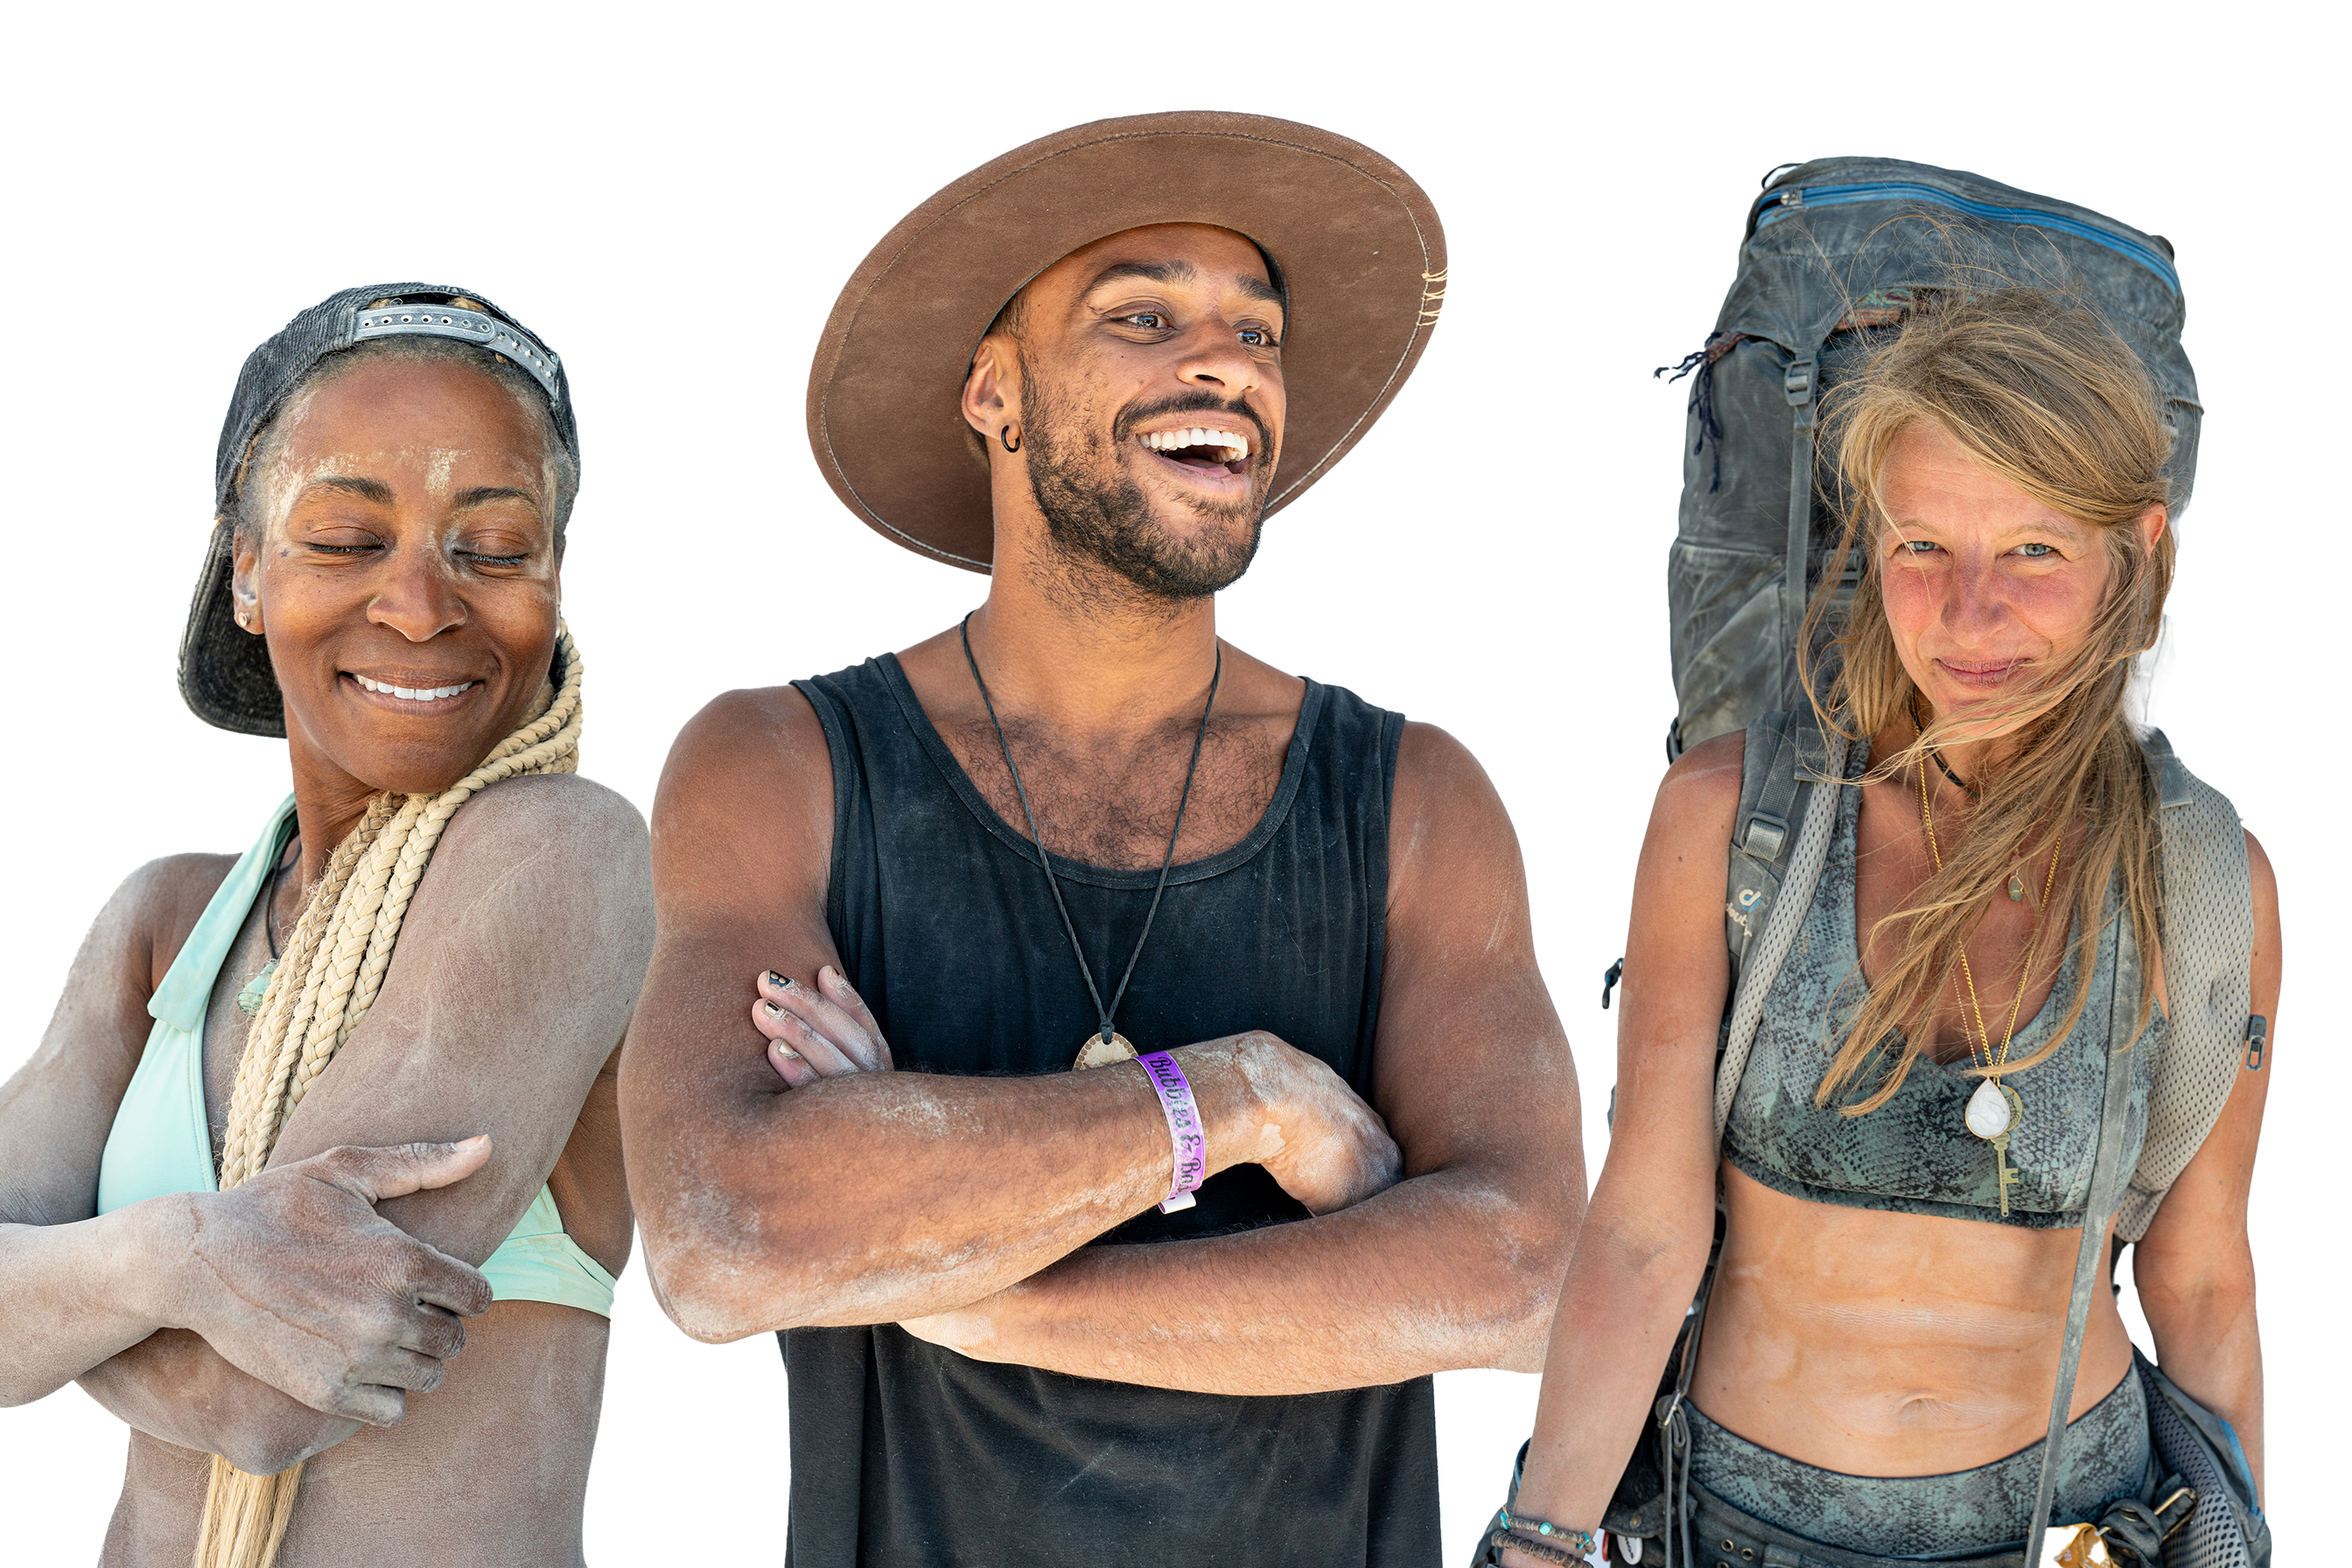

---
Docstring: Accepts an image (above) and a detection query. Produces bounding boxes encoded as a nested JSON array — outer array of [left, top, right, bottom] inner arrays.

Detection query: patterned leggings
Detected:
[[1684, 1372, 2152, 1558]]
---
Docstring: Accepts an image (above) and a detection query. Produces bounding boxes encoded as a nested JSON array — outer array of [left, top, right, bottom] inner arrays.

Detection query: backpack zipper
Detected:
[[1754, 180, 2179, 296]]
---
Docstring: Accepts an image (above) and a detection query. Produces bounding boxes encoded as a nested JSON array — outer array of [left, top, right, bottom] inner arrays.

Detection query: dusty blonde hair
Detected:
[[194, 633, 583, 1568], [1799, 289, 2174, 1113]]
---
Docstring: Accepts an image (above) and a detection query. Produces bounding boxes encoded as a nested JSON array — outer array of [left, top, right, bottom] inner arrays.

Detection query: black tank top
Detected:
[[780, 654, 1437, 1568]]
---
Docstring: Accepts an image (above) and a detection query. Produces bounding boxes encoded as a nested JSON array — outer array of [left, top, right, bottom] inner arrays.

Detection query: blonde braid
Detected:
[[194, 628, 584, 1568]]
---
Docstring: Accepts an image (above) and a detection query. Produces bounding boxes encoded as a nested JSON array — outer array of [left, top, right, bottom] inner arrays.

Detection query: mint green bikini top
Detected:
[[95, 797, 616, 1317]]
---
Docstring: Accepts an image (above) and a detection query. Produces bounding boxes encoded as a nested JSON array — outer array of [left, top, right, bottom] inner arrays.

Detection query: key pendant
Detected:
[[1991, 1130, 2018, 1216]]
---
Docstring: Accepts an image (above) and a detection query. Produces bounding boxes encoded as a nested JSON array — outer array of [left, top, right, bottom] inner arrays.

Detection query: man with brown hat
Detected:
[[623, 112, 1582, 1564]]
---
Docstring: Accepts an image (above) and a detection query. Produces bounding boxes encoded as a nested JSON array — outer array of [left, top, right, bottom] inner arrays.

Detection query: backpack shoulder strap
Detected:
[[2026, 912, 2146, 1563], [1715, 707, 1848, 1144], [2118, 727, 2257, 1241]]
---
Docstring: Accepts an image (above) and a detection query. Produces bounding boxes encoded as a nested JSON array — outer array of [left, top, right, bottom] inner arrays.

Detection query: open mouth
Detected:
[[1136, 425, 1253, 479], [347, 672, 480, 707]]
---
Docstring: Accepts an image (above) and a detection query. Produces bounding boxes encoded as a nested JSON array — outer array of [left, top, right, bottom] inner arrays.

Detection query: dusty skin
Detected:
[[0, 355, 654, 1565], [1502, 421, 2275, 1558], [623, 225, 1587, 1396]]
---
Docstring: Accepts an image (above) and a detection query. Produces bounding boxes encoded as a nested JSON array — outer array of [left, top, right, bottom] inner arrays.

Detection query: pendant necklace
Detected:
[[236, 830, 301, 1018], [1918, 726, 2027, 900], [1914, 718, 2062, 1213], [959, 613, 1222, 1072]]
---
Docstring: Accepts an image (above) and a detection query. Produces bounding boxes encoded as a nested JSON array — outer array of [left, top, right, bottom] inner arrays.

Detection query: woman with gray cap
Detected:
[[0, 286, 653, 1567]]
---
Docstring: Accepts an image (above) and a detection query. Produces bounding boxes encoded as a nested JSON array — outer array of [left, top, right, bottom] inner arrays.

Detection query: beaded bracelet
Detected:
[[1489, 1508, 1599, 1564]]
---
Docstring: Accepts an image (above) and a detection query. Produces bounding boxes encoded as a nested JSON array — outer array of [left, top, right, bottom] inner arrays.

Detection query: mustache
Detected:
[[1112, 392, 1271, 458]]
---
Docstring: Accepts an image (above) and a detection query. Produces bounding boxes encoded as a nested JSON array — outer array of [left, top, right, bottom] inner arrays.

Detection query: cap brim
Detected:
[[178, 522, 286, 737], [806, 110, 1446, 571]]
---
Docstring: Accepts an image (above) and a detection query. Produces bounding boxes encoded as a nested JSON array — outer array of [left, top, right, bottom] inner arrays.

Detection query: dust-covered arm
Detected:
[[623, 688, 1404, 1345], [876, 723, 1586, 1394], [78, 777, 653, 1471]]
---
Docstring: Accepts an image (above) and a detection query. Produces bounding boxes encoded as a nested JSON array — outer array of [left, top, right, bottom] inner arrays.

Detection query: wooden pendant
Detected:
[[1073, 1031, 1138, 1071]]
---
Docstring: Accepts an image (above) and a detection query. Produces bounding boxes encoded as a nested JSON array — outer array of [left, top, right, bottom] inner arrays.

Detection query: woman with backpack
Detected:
[[1488, 288, 2274, 1566], [0, 287, 653, 1567]]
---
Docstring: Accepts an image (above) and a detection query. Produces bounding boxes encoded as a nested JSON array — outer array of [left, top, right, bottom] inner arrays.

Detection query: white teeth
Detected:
[[1138, 426, 1251, 462], [356, 675, 475, 702]]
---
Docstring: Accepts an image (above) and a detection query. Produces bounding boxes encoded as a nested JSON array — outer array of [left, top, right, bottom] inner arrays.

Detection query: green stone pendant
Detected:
[[2007, 872, 2026, 901], [236, 960, 277, 1018]]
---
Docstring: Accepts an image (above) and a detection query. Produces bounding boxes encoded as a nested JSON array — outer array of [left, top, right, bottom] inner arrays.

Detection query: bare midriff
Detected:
[[1691, 1161, 2132, 1479]]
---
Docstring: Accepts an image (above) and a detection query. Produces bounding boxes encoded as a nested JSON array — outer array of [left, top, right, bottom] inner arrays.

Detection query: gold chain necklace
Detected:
[[1912, 720, 2063, 1208]]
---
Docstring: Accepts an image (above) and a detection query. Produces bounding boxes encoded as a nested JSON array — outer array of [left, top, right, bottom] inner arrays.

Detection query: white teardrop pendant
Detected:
[[1964, 1077, 2014, 1139]]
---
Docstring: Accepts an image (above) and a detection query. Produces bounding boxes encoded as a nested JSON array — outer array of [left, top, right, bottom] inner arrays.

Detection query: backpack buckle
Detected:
[[1783, 356, 1816, 407], [1740, 810, 1789, 861]]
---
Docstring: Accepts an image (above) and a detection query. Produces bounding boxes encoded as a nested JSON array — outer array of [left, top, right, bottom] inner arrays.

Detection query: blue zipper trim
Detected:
[[1755, 182, 2178, 296]]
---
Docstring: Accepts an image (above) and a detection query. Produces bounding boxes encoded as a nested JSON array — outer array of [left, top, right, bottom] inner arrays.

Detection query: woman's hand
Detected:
[[753, 966, 894, 1087], [157, 1137, 497, 1426]]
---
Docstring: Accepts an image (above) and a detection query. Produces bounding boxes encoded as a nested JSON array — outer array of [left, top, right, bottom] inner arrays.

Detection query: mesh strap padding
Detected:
[[2118, 731, 2256, 1242], [1715, 718, 1849, 1142]]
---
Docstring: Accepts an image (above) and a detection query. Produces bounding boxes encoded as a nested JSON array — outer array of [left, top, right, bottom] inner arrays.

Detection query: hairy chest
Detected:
[[936, 714, 1290, 871]]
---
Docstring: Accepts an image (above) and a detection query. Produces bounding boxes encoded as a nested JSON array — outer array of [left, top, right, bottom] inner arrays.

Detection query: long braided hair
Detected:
[[193, 629, 584, 1568]]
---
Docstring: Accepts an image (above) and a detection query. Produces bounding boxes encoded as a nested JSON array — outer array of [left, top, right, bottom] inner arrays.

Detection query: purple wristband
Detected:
[[1136, 1052, 1208, 1214]]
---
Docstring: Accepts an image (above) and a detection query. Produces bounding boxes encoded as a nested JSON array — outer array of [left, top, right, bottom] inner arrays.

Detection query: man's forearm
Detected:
[[635, 1039, 1289, 1342], [899, 1167, 1560, 1395]]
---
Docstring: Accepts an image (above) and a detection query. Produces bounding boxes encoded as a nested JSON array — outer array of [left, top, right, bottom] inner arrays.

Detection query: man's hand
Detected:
[[1228, 1032, 1401, 1215], [155, 1138, 496, 1426], [753, 966, 894, 1085]]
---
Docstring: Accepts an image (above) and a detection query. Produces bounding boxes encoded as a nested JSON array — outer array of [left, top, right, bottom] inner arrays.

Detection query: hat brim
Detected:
[[179, 522, 286, 736], [806, 110, 1446, 571]]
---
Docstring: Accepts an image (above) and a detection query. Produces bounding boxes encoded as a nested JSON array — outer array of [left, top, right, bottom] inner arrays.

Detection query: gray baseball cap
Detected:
[[178, 284, 578, 736]]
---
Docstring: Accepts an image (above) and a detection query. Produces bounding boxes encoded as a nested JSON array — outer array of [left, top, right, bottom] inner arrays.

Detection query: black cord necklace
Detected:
[[238, 829, 301, 1018], [1909, 696, 1978, 798], [959, 612, 1221, 1069], [262, 830, 301, 962], [1928, 744, 1976, 798]]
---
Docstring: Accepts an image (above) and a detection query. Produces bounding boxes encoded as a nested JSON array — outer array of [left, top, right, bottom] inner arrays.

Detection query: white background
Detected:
[[2, 2, 2337, 1561]]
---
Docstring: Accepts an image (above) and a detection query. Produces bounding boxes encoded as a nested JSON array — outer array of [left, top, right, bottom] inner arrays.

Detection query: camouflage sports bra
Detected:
[[1722, 744, 2164, 1229]]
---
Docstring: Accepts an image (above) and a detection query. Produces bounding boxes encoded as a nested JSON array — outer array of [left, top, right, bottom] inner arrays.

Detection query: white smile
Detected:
[[1138, 427, 1252, 466], [354, 675, 477, 702]]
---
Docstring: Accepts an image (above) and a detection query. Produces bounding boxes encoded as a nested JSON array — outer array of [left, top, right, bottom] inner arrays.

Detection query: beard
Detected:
[[1018, 363, 1270, 603]]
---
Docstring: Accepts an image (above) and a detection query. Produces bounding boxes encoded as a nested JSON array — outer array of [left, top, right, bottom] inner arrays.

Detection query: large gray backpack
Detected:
[[1662, 157, 2202, 758]]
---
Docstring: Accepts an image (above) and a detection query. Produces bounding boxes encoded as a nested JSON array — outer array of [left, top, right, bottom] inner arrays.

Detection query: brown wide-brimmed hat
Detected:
[[806, 110, 1446, 572]]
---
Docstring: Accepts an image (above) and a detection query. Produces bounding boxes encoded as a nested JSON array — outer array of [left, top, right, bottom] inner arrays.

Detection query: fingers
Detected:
[[816, 968, 892, 1066], [329, 1384, 409, 1428], [396, 1302, 468, 1363], [403, 1245, 495, 1320], [752, 993, 861, 1078], [307, 1137, 493, 1205], [755, 968, 892, 1074]]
